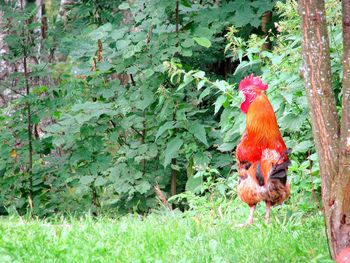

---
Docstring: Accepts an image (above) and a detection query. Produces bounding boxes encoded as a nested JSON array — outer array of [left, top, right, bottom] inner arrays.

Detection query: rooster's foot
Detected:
[[265, 201, 271, 224], [236, 205, 256, 228], [236, 221, 253, 228]]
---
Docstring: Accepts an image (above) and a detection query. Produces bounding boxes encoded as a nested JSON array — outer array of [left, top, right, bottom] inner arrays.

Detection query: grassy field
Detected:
[[0, 207, 332, 263]]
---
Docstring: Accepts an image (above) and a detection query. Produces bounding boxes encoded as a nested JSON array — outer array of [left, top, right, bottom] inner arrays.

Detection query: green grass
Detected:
[[0, 207, 332, 263]]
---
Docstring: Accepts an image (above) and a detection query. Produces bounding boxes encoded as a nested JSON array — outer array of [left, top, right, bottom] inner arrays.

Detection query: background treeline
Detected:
[[0, 0, 342, 216]]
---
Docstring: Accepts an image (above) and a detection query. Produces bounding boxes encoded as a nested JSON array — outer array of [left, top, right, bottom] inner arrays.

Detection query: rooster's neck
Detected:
[[245, 94, 281, 142]]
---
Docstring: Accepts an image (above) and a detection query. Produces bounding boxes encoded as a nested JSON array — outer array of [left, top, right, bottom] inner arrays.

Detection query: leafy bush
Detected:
[[0, 0, 342, 216]]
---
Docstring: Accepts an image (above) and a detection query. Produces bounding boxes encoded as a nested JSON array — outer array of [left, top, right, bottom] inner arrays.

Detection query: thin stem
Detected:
[[170, 0, 180, 198], [171, 158, 177, 196], [21, 1, 33, 209], [176, 0, 179, 34]]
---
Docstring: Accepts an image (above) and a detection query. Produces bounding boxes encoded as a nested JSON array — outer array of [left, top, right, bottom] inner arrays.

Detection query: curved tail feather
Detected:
[[269, 159, 291, 185], [258, 148, 292, 186]]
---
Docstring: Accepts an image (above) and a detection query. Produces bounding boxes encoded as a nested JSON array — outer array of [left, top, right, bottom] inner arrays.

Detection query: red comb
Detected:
[[239, 74, 268, 91]]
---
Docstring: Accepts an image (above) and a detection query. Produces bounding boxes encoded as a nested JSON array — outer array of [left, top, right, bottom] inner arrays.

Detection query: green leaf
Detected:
[[199, 87, 211, 100], [193, 152, 211, 170], [177, 73, 194, 91], [197, 79, 206, 90], [309, 153, 318, 162], [293, 141, 313, 153], [156, 121, 175, 140], [116, 39, 131, 50], [80, 176, 94, 185], [193, 37, 211, 48], [282, 93, 293, 105], [95, 177, 107, 187], [186, 174, 203, 193], [217, 184, 227, 196], [188, 122, 208, 147], [101, 88, 115, 99], [89, 23, 112, 40], [118, 2, 130, 10], [182, 49, 193, 57], [280, 111, 308, 132], [214, 95, 226, 114], [98, 62, 113, 71], [229, 0, 259, 27], [32, 85, 48, 95], [181, 38, 194, 48], [45, 124, 63, 133], [251, 1, 275, 15], [193, 26, 213, 39], [164, 137, 183, 167], [193, 71, 205, 78], [135, 181, 151, 194], [111, 28, 127, 40], [218, 142, 236, 152], [181, 0, 192, 7]]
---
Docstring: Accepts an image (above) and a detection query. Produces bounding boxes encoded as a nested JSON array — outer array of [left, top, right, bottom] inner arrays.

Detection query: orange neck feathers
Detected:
[[246, 93, 281, 143]]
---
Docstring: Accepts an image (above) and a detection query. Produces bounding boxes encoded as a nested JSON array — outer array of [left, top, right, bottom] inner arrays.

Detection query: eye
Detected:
[[245, 89, 254, 95]]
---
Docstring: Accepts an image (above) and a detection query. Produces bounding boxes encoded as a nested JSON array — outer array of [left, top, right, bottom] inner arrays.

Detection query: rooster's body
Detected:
[[236, 75, 290, 225]]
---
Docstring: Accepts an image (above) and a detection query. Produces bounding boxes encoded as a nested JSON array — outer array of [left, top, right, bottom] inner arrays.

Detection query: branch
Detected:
[[154, 184, 172, 210], [130, 126, 143, 137], [0, 86, 26, 97], [340, 0, 350, 171], [176, 0, 179, 34], [179, 21, 193, 32], [332, 0, 350, 252], [130, 74, 136, 86], [261, 11, 272, 50]]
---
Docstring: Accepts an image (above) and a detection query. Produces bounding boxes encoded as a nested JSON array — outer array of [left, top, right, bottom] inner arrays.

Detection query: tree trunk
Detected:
[[299, 0, 341, 258], [332, 0, 350, 254], [171, 158, 177, 196], [0, 8, 10, 96], [57, 0, 70, 26], [36, 0, 47, 62], [299, 0, 340, 202], [261, 11, 272, 50], [299, 0, 350, 258]]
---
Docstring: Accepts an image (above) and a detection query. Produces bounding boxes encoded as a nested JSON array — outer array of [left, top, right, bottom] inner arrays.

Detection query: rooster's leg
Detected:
[[237, 205, 256, 227], [265, 201, 271, 223]]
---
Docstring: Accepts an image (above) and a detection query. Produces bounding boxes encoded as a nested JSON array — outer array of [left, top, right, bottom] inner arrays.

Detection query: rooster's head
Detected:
[[239, 74, 268, 113]]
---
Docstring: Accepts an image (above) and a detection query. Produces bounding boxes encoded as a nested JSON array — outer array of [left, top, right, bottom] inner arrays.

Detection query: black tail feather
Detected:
[[269, 161, 291, 185], [269, 149, 292, 185], [256, 162, 265, 186]]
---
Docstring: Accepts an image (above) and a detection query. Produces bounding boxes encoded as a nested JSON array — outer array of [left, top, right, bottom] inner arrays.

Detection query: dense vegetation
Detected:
[[0, 0, 342, 219]]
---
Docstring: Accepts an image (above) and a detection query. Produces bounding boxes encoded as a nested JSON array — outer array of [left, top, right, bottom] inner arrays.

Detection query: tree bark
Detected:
[[36, 0, 47, 61], [299, 0, 340, 258], [171, 158, 177, 196], [0, 8, 10, 94], [332, 0, 350, 254], [57, 0, 71, 26], [154, 184, 172, 210], [261, 11, 272, 50], [300, 0, 350, 258]]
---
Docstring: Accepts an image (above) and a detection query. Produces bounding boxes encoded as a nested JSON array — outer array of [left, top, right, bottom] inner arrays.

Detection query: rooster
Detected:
[[235, 74, 291, 226]]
